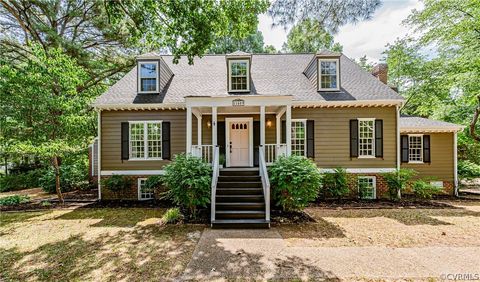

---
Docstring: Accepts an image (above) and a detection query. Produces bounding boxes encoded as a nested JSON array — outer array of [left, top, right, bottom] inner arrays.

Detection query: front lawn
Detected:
[[0, 207, 204, 281]]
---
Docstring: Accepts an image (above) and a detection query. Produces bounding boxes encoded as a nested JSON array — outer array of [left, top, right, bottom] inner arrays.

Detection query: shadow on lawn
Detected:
[[183, 231, 339, 281], [310, 206, 480, 226], [56, 207, 166, 227], [0, 224, 202, 281], [275, 217, 347, 239]]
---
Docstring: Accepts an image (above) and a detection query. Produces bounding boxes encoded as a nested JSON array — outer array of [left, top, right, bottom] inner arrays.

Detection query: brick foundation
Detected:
[[100, 175, 167, 200]]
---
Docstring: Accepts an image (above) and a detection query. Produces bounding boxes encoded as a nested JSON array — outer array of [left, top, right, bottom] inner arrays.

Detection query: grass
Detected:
[[0, 211, 49, 228], [0, 207, 204, 281]]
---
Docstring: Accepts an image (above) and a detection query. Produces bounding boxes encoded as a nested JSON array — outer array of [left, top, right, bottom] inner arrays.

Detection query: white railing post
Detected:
[[259, 146, 270, 223], [211, 146, 220, 224]]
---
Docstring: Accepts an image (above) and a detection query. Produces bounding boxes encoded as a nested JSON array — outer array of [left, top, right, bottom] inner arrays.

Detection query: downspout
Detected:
[[396, 105, 400, 171], [97, 110, 102, 201], [454, 131, 458, 197]]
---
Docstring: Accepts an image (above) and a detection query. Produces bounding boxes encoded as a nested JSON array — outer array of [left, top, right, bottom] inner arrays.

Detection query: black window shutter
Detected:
[[349, 120, 358, 158], [162, 122, 171, 160], [253, 121, 260, 166], [281, 120, 286, 144], [375, 119, 383, 158], [217, 122, 226, 156], [401, 135, 409, 163], [121, 122, 129, 160], [423, 135, 431, 163], [306, 120, 315, 158]]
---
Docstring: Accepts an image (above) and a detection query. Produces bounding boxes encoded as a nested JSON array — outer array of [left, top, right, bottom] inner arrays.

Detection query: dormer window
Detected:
[[138, 61, 159, 93], [228, 60, 250, 92], [318, 58, 340, 91]]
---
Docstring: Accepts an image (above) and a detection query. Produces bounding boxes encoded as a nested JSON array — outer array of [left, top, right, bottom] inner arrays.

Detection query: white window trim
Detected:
[[358, 176, 376, 199], [408, 134, 424, 164], [357, 118, 375, 158], [138, 61, 159, 94], [228, 59, 250, 92], [138, 178, 154, 200], [318, 58, 340, 91], [129, 120, 163, 161], [291, 119, 307, 157]]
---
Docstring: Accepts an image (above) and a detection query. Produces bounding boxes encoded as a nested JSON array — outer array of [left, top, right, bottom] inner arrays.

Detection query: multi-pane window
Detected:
[[138, 178, 154, 200], [229, 60, 249, 91], [358, 176, 376, 199], [358, 119, 375, 157], [319, 59, 339, 90], [291, 120, 306, 157], [139, 62, 158, 92], [409, 135, 423, 162], [129, 121, 162, 160]]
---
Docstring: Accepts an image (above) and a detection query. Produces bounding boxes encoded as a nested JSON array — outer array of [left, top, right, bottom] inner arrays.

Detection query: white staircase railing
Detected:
[[191, 145, 214, 164], [264, 143, 287, 164], [210, 146, 220, 224], [258, 146, 270, 222]]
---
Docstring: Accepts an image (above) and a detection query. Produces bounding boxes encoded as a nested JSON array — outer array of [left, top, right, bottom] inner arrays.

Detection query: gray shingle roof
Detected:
[[400, 115, 464, 131], [94, 53, 404, 106]]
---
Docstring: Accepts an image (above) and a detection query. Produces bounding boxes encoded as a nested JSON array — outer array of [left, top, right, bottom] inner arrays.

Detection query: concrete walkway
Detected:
[[182, 228, 480, 281]]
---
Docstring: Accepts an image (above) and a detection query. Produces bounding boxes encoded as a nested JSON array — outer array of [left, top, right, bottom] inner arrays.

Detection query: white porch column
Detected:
[[186, 106, 192, 153], [197, 115, 202, 146], [276, 107, 286, 146], [212, 106, 218, 147], [260, 106, 266, 155], [286, 105, 292, 156]]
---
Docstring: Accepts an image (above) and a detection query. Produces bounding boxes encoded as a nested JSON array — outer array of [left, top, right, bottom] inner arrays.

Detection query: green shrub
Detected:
[[162, 207, 183, 224], [39, 164, 88, 193], [0, 195, 30, 206], [0, 169, 46, 192], [145, 175, 163, 192], [458, 160, 480, 179], [382, 169, 417, 201], [412, 180, 443, 199], [163, 154, 212, 216], [269, 155, 321, 211], [101, 175, 132, 196], [322, 167, 349, 200]]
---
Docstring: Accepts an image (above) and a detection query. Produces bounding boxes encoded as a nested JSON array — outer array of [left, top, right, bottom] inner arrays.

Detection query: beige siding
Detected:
[[101, 110, 186, 170], [291, 107, 397, 168], [401, 133, 454, 182]]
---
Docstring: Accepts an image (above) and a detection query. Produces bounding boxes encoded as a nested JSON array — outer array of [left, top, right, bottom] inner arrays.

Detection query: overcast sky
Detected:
[[258, 0, 422, 62]]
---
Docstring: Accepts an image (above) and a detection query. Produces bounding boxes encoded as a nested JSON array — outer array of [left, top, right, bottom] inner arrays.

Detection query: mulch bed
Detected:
[[310, 198, 456, 209], [1, 201, 80, 212], [271, 209, 316, 224]]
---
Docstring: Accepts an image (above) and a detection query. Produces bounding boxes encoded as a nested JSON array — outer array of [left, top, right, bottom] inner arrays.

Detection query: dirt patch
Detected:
[[311, 198, 456, 209], [271, 209, 315, 224]]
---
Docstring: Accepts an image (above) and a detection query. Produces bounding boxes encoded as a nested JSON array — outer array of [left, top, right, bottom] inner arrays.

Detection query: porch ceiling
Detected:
[[195, 105, 283, 115]]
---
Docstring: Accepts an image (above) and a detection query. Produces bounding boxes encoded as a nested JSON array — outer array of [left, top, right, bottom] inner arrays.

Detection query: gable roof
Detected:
[[400, 115, 464, 132], [93, 53, 404, 107]]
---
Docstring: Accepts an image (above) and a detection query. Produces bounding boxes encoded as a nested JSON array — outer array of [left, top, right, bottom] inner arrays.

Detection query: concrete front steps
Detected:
[[212, 168, 270, 229]]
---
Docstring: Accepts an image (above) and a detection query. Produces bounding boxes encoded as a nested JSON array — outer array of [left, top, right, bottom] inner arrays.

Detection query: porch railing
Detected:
[[259, 146, 270, 223], [210, 146, 220, 223], [264, 143, 287, 164], [191, 145, 214, 163]]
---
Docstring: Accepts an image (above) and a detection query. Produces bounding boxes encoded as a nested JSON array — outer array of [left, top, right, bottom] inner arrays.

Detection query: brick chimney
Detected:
[[372, 63, 388, 84]]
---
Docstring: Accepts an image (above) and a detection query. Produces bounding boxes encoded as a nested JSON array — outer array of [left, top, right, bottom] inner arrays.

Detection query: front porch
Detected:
[[185, 96, 294, 166]]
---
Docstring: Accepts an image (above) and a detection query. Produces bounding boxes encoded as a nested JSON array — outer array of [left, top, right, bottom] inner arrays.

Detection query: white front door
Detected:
[[226, 118, 253, 167]]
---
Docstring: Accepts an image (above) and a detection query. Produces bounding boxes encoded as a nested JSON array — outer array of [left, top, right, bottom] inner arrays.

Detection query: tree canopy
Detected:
[[269, 0, 381, 33], [208, 30, 275, 54], [283, 19, 343, 52]]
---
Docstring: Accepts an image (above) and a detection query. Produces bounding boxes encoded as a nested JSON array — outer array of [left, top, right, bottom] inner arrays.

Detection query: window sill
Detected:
[[138, 91, 158, 94], [228, 89, 250, 93], [358, 155, 376, 159], [138, 197, 154, 201], [128, 158, 163, 161], [408, 161, 424, 164], [318, 88, 340, 91]]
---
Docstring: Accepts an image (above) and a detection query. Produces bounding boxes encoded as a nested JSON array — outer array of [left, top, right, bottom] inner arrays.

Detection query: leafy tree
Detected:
[[354, 55, 375, 72], [0, 45, 96, 202], [208, 30, 267, 54], [283, 19, 343, 53], [263, 45, 278, 54], [403, 0, 480, 141], [269, 0, 381, 33]]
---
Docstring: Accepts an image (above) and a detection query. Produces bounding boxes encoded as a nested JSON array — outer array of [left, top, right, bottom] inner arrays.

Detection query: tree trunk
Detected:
[[52, 156, 64, 204], [470, 95, 480, 142]]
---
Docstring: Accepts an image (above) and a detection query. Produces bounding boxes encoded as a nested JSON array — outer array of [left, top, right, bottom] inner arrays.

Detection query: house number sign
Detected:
[[232, 99, 245, 106]]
